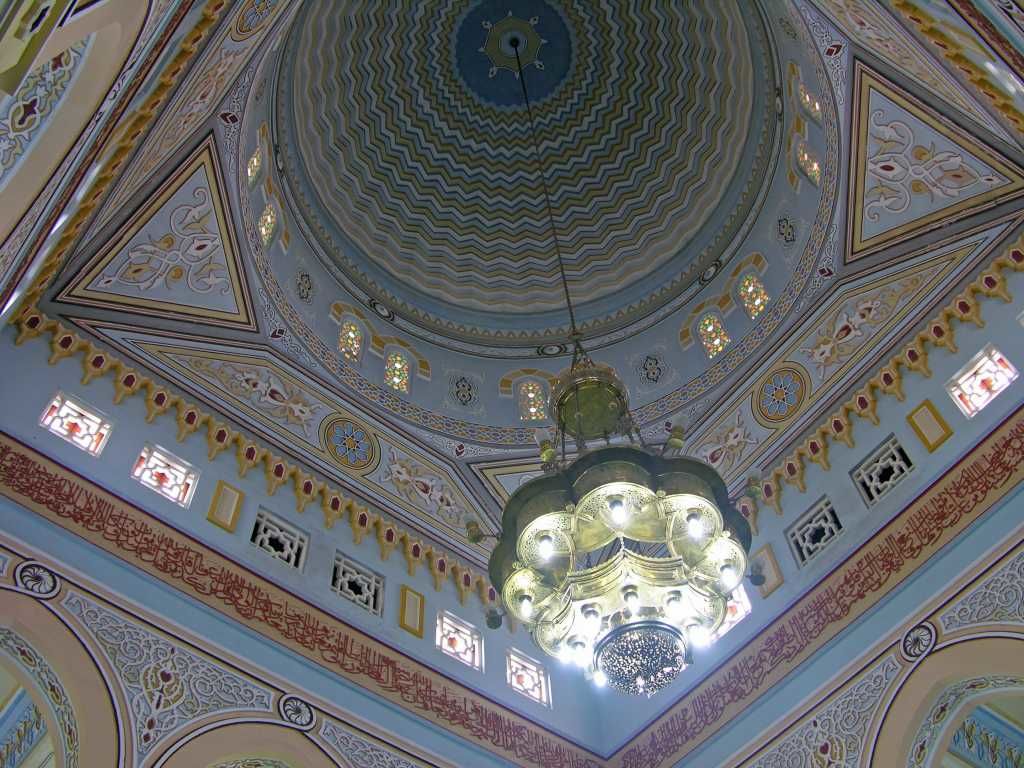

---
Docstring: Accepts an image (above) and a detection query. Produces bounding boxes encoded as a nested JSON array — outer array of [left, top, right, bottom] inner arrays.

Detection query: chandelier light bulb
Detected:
[[609, 497, 627, 525], [687, 623, 712, 648], [582, 607, 602, 634], [719, 564, 738, 589], [572, 640, 591, 668], [519, 594, 534, 619], [624, 589, 640, 615], [686, 512, 705, 540], [537, 535, 555, 561], [665, 592, 684, 621], [593, 670, 608, 688]]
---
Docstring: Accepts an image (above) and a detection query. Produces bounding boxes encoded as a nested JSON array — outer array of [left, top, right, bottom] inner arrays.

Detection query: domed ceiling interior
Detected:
[[44, 0, 1024, 567]]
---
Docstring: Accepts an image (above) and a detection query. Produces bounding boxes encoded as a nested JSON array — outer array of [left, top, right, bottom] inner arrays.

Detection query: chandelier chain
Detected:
[[512, 42, 580, 342]]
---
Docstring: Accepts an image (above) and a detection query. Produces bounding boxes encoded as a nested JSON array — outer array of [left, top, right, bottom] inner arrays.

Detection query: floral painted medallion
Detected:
[[323, 416, 377, 471], [754, 365, 810, 425]]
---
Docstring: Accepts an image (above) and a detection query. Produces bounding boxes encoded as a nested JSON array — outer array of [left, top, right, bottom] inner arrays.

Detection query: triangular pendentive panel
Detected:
[[847, 62, 1024, 263], [59, 136, 256, 330]]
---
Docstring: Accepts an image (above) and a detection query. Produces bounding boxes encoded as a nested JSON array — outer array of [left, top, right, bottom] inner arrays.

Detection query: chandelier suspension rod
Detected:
[[512, 40, 580, 343]]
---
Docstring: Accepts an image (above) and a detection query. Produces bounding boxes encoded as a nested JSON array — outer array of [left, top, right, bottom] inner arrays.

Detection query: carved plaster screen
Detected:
[[506, 649, 551, 707], [946, 344, 1018, 418], [250, 509, 308, 569], [851, 435, 914, 506], [436, 611, 483, 671], [131, 444, 198, 507], [39, 392, 112, 456], [331, 554, 384, 616], [786, 497, 842, 567]]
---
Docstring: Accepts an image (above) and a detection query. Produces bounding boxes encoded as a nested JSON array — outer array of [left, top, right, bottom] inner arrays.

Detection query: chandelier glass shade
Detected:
[[488, 376, 752, 696]]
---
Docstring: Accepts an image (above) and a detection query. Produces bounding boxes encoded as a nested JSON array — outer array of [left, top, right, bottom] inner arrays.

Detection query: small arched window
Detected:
[[698, 313, 730, 359], [258, 203, 277, 245], [246, 146, 263, 185], [798, 82, 822, 122], [796, 141, 821, 186], [518, 380, 547, 422], [338, 320, 363, 362], [385, 351, 410, 393], [738, 274, 769, 319]]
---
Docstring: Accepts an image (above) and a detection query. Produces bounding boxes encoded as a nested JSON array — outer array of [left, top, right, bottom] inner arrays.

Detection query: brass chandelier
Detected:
[[483, 36, 752, 698]]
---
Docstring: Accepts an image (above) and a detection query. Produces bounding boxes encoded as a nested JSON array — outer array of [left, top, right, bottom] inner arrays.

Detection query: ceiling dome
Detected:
[[274, 0, 777, 348]]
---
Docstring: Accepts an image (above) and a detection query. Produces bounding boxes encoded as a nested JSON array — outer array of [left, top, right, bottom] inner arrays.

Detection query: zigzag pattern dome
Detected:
[[275, 0, 776, 347]]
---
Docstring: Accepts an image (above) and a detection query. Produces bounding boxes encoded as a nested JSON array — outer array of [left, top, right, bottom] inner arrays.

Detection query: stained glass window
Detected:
[[798, 82, 822, 122], [40, 392, 112, 456], [132, 444, 198, 507], [796, 141, 821, 185], [247, 146, 263, 185], [258, 203, 277, 245], [698, 313, 730, 359], [338, 320, 363, 362], [738, 274, 769, 319], [946, 345, 1018, 418], [518, 380, 547, 421], [385, 351, 410, 393], [507, 649, 551, 707], [436, 611, 483, 670]]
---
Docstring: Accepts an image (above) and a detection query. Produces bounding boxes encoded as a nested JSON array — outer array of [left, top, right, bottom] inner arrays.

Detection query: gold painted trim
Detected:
[[399, 585, 425, 639], [207, 479, 244, 532], [907, 399, 953, 453]]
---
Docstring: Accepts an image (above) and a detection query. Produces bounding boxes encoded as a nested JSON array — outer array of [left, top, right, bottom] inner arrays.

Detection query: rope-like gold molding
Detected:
[[745, 237, 1024, 531], [10, 312, 499, 612], [10, 0, 231, 318], [889, 0, 1024, 136]]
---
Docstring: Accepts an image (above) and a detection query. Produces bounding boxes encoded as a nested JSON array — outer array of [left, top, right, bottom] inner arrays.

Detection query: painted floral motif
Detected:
[[63, 592, 273, 758], [326, 418, 374, 470], [319, 720, 417, 768], [381, 449, 470, 527], [0, 39, 88, 189], [799, 280, 915, 378], [759, 370, 804, 421], [188, 357, 324, 436], [908, 676, 1024, 768], [748, 655, 900, 768], [695, 413, 757, 473], [865, 113, 1002, 223], [99, 187, 231, 296]]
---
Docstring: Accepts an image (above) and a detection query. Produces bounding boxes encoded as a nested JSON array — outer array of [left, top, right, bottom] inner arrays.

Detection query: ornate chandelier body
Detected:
[[488, 359, 752, 697]]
